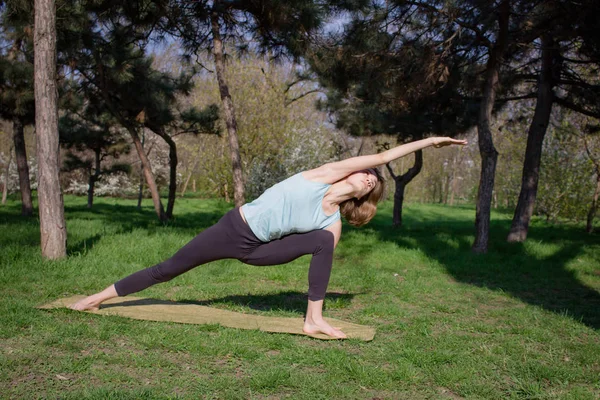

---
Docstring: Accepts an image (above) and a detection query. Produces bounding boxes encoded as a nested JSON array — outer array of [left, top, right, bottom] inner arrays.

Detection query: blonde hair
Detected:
[[340, 168, 385, 227]]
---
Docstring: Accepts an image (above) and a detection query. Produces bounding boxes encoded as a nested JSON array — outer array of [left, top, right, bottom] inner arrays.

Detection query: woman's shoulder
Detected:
[[300, 166, 337, 184]]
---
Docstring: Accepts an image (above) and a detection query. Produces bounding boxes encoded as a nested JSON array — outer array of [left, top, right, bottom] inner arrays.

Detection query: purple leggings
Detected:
[[114, 208, 335, 301]]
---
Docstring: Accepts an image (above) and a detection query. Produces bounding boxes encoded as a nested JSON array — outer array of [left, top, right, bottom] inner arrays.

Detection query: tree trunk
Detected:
[[128, 126, 166, 221], [181, 147, 202, 197], [443, 174, 451, 204], [34, 0, 67, 259], [507, 33, 559, 242], [472, 0, 509, 254], [13, 118, 33, 216], [386, 150, 423, 228], [137, 173, 144, 208], [87, 149, 101, 208], [586, 173, 600, 233], [150, 127, 177, 219], [2, 144, 13, 205], [87, 173, 95, 208], [211, 6, 245, 207], [137, 130, 145, 209], [449, 150, 459, 206]]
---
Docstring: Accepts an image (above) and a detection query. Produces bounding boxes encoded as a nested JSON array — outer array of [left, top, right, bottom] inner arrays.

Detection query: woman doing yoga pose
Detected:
[[71, 137, 467, 338]]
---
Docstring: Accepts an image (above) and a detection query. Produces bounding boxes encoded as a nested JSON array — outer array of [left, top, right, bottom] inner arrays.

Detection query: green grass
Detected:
[[1, 195, 599, 399]]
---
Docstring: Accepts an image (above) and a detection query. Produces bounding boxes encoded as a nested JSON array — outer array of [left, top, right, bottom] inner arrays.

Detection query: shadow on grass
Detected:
[[100, 291, 355, 314], [360, 206, 600, 330], [0, 200, 228, 255], [64, 202, 227, 231]]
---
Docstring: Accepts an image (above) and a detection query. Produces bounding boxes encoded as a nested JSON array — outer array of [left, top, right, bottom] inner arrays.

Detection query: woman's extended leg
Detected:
[[70, 209, 250, 310], [241, 230, 345, 338]]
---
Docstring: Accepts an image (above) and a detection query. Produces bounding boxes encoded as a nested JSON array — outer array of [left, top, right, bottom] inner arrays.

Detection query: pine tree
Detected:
[[508, 0, 600, 242], [0, 9, 34, 216], [34, 0, 67, 259], [59, 91, 131, 208], [306, 2, 476, 228]]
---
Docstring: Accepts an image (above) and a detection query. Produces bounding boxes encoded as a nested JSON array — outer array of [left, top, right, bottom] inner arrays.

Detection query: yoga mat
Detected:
[[39, 295, 376, 341]]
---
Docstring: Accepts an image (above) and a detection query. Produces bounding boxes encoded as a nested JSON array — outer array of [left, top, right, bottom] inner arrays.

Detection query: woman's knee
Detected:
[[311, 230, 335, 254], [148, 263, 178, 283]]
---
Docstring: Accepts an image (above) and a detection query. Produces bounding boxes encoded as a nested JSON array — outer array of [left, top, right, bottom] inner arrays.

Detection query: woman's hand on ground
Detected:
[[69, 296, 101, 311], [432, 137, 468, 148]]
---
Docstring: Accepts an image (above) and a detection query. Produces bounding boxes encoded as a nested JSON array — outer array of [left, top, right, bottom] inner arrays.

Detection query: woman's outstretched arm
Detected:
[[307, 137, 467, 184]]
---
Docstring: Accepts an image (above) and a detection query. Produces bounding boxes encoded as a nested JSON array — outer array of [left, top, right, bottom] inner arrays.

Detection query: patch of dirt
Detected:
[[437, 386, 465, 399], [10, 371, 47, 388]]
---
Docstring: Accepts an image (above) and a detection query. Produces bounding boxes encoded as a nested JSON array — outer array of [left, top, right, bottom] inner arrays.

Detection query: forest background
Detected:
[[1, 0, 599, 258]]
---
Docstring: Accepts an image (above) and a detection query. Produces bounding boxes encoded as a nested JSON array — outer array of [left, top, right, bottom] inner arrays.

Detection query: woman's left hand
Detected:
[[432, 137, 468, 148]]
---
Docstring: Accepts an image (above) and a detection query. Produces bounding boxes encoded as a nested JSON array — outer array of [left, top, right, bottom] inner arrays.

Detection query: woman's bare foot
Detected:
[[303, 298, 347, 338], [303, 317, 347, 339], [69, 285, 118, 311]]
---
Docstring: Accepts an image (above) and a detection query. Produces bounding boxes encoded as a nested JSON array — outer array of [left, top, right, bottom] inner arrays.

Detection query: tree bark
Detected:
[[507, 33, 559, 242], [443, 173, 451, 204], [34, 0, 67, 259], [586, 174, 599, 233], [181, 146, 202, 197], [87, 149, 101, 208], [137, 130, 145, 209], [386, 150, 423, 227], [2, 144, 13, 205], [13, 118, 33, 216], [449, 150, 459, 206], [128, 126, 166, 221], [150, 127, 177, 219], [211, 6, 245, 207], [472, 0, 509, 253]]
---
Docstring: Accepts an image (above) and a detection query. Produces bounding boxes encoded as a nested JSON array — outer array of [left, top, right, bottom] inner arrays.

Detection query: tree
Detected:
[[209, 4, 244, 207], [34, 0, 67, 259], [385, 148, 422, 227], [507, 0, 600, 241], [0, 12, 34, 216], [164, 0, 327, 207], [59, 97, 131, 208], [306, 2, 476, 228], [583, 128, 600, 233], [469, 0, 510, 253], [184, 56, 341, 201], [63, 27, 210, 220], [144, 103, 220, 218], [507, 33, 560, 241], [1, 143, 13, 205]]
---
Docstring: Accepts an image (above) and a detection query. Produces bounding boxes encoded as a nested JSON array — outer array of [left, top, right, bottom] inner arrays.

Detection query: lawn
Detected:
[[1, 195, 599, 399]]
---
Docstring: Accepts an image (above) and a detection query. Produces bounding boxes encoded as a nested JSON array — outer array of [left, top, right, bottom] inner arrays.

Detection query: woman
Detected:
[[71, 136, 467, 338]]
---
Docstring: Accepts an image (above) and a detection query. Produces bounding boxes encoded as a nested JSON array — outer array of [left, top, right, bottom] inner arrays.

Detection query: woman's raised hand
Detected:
[[431, 137, 468, 148]]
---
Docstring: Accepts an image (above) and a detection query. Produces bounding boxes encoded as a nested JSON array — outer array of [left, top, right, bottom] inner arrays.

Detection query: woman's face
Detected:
[[347, 169, 379, 198]]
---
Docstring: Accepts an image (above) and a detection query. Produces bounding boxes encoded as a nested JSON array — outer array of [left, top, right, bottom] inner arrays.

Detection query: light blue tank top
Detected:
[[241, 172, 341, 242]]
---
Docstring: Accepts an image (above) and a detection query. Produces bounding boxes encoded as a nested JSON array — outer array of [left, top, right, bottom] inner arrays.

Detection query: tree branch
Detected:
[[497, 93, 537, 101], [284, 89, 323, 107], [404, 1, 492, 48], [555, 97, 600, 118], [385, 162, 397, 180]]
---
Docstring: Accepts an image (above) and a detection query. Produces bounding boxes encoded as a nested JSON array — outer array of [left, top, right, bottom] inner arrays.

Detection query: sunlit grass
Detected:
[[1, 195, 599, 399]]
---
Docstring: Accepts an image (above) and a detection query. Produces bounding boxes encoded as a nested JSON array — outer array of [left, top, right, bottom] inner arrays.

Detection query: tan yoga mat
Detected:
[[39, 295, 375, 341]]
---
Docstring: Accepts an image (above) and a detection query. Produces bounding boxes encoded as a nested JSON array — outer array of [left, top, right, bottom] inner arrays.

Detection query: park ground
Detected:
[[1, 196, 599, 399]]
